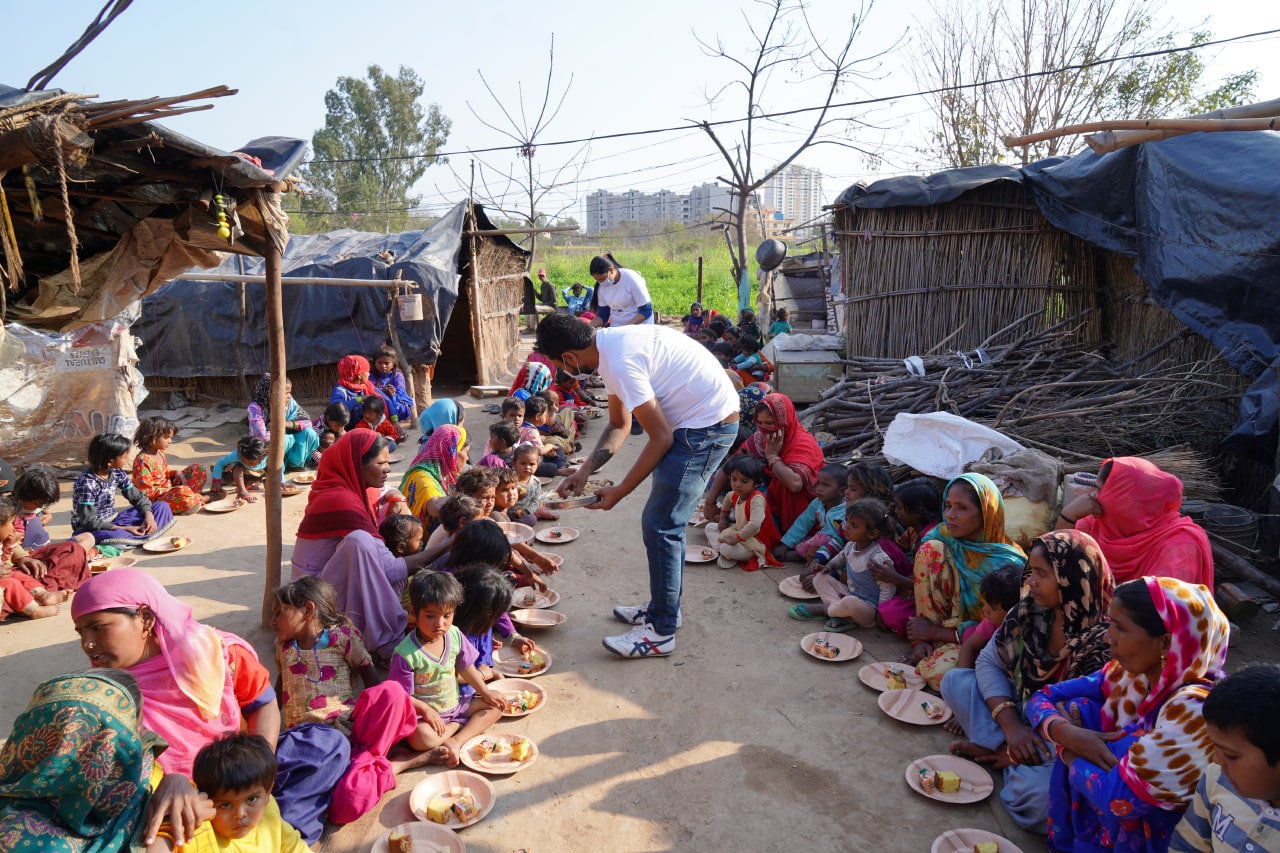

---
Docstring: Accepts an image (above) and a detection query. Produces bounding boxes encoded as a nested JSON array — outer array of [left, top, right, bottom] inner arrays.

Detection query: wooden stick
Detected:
[[1210, 541, 1280, 600], [261, 241, 286, 628], [1003, 116, 1280, 150]]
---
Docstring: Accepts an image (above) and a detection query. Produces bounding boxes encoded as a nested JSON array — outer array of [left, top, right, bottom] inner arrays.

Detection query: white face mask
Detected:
[[563, 353, 592, 383]]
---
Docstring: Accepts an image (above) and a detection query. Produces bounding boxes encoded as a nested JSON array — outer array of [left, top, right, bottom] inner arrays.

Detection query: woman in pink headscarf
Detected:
[[1057, 456, 1212, 587]]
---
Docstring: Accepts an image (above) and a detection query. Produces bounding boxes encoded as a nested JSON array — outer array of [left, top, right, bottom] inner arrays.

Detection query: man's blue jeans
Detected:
[[640, 422, 737, 635]]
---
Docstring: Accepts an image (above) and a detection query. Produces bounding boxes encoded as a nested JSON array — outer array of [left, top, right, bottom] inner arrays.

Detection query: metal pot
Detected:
[[755, 238, 787, 272]]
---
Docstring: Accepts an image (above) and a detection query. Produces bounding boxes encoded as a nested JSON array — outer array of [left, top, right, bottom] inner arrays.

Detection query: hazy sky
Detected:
[[4, 0, 1277, 224]]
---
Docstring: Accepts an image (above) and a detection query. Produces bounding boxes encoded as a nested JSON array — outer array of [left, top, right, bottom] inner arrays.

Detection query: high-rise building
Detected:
[[584, 182, 740, 234], [760, 164, 824, 238]]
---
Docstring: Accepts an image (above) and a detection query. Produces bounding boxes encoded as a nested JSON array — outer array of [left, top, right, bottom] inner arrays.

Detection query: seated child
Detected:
[[313, 402, 350, 452], [732, 335, 771, 384], [510, 443, 557, 523], [501, 396, 527, 434], [767, 307, 792, 339], [737, 309, 762, 343], [348, 394, 400, 452], [705, 456, 781, 571], [454, 564, 540, 702], [553, 369, 588, 408], [210, 436, 270, 503], [425, 494, 481, 550], [13, 465, 86, 551], [455, 468, 556, 585], [381, 514, 425, 563], [891, 477, 943, 557], [494, 467, 536, 527], [192, 733, 308, 852], [248, 376, 320, 473], [478, 420, 519, 469], [0, 496, 78, 620], [540, 390, 583, 448], [374, 486, 408, 524], [1171, 664, 1280, 853], [132, 415, 208, 515], [391, 571, 508, 767], [682, 302, 706, 335], [432, 521, 538, 647], [369, 344, 414, 425], [521, 396, 568, 477], [846, 460, 896, 503], [773, 463, 846, 564], [72, 433, 173, 544], [916, 561, 1023, 691], [330, 355, 401, 442]]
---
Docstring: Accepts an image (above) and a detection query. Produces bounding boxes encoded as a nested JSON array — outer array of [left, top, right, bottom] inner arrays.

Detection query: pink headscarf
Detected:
[[407, 424, 467, 492]]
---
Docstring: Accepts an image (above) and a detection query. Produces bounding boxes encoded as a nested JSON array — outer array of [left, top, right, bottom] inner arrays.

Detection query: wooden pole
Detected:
[[1003, 116, 1280, 150], [261, 241, 286, 628], [1085, 96, 1280, 153], [697, 256, 703, 304], [234, 255, 250, 404]]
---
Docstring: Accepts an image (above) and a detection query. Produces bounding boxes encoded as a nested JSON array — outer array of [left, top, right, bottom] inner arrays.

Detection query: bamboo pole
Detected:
[[462, 225, 578, 237], [172, 272, 417, 289], [1085, 96, 1280, 153], [261, 241, 286, 628], [1003, 116, 1280, 150]]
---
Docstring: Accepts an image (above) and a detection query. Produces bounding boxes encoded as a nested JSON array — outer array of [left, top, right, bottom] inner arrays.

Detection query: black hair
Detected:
[[739, 309, 756, 323], [493, 467, 520, 488], [409, 569, 465, 613], [361, 394, 386, 417], [844, 497, 892, 537], [360, 434, 389, 464], [453, 564, 515, 636], [707, 317, 730, 336], [523, 395, 548, 418], [372, 344, 399, 365], [133, 415, 179, 451], [711, 341, 736, 358], [849, 462, 895, 502], [512, 442, 542, 462], [13, 466, 60, 506], [438, 494, 481, 532], [88, 433, 133, 471], [535, 312, 595, 361], [446, 518, 511, 571], [588, 255, 619, 276], [555, 369, 575, 385], [1202, 664, 1280, 765], [379, 514, 424, 555], [774, 307, 789, 320], [455, 467, 499, 496], [893, 478, 943, 526], [725, 454, 766, 487], [0, 494, 17, 525], [324, 402, 351, 425], [980, 563, 1024, 611], [1113, 579, 1169, 637], [723, 325, 742, 342], [736, 336, 761, 355], [274, 577, 353, 630], [817, 463, 848, 484], [193, 733, 277, 796], [501, 397, 526, 416], [488, 420, 520, 449], [234, 435, 268, 463]]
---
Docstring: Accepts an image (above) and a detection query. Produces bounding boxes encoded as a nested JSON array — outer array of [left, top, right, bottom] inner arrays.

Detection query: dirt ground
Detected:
[[4, 352, 1278, 853]]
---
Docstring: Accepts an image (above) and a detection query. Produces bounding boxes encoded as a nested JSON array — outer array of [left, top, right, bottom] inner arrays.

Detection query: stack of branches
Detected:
[[802, 310, 1242, 472]]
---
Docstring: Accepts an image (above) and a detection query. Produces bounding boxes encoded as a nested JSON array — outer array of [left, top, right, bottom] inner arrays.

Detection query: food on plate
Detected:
[[885, 666, 908, 690], [170, 537, 191, 548], [473, 738, 498, 761], [921, 700, 945, 719], [517, 651, 547, 674], [519, 592, 539, 607], [812, 638, 840, 659], [507, 690, 541, 712], [701, 548, 714, 560], [548, 529, 564, 539], [936, 770, 962, 794], [387, 830, 413, 853], [426, 788, 478, 824], [918, 766, 936, 794], [510, 736, 533, 762], [973, 842, 1000, 853]]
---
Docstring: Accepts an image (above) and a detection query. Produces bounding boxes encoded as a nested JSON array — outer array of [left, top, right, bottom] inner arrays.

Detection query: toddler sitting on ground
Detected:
[[705, 456, 781, 571]]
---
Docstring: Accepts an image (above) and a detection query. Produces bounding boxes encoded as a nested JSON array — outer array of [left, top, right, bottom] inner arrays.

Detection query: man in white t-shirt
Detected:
[[536, 313, 738, 657], [589, 255, 654, 326]]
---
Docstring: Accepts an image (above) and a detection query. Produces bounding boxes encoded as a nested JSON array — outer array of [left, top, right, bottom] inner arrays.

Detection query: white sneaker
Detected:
[[612, 602, 683, 628], [602, 623, 675, 658]]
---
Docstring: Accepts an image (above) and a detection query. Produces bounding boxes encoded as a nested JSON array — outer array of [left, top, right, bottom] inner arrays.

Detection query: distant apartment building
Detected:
[[760, 164, 824, 238], [585, 182, 738, 234]]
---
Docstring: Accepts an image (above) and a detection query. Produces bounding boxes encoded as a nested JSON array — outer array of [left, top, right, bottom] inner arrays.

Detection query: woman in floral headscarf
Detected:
[[942, 529, 1115, 833], [248, 373, 320, 471], [400, 424, 469, 523], [1026, 577, 1229, 852], [509, 361, 552, 401]]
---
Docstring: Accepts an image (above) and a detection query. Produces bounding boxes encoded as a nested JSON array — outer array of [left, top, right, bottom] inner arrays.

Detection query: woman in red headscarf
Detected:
[[292, 431, 451, 659], [329, 355, 401, 443], [1057, 456, 1212, 587], [701, 393, 826, 533]]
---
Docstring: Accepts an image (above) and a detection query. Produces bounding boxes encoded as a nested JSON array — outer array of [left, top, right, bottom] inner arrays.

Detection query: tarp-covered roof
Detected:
[[835, 132, 1280, 451]]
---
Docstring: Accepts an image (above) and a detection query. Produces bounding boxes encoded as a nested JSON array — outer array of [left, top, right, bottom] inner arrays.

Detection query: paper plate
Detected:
[[778, 574, 820, 600], [907, 755, 995, 805], [543, 553, 564, 568], [280, 484, 305, 497], [932, 828, 1024, 853], [291, 471, 318, 484], [89, 556, 137, 574], [408, 771, 495, 829], [511, 587, 560, 609], [203, 497, 247, 513], [800, 632, 863, 662], [879, 688, 954, 726], [685, 544, 717, 563], [858, 661, 926, 692], [580, 406, 603, 418], [142, 536, 192, 553], [498, 522, 535, 545], [493, 646, 553, 678], [534, 526, 579, 544], [459, 733, 540, 775], [487, 678, 548, 717], [510, 608, 566, 629], [286, 477, 313, 489], [686, 510, 710, 528], [369, 822, 464, 853]]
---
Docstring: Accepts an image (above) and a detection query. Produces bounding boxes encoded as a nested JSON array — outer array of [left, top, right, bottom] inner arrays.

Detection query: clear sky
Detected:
[[4, 0, 1277, 224]]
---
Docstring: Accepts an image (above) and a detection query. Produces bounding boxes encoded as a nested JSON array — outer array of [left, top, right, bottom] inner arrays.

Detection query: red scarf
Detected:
[[740, 393, 826, 531], [297, 431, 382, 540]]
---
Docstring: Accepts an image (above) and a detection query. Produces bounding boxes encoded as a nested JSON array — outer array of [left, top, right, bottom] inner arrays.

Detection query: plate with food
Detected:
[[534, 526, 579, 544], [370, 822, 464, 853], [286, 476, 314, 489], [511, 587, 560, 609], [580, 406, 603, 419], [280, 484, 305, 497], [685, 545, 717, 564], [541, 480, 613, 510], [409, 770, 495, 829], [879, 688, 953, 726], [510, 608, 566, 629], [800, 632, 863, 662], [142, 536, 192, 553], [931, 827, 1024, 853], [493, 647, 552, 678], [203, 497, 247, 513], [907, 755, 994, 805], [497, 521, 535, 545], [858, 661, 926, 692], [291, 471, 318, 484], [460, 733, 539, 775], [89, 556, 137, 574], [777, 574, 820, 600], [486, 678, 547, 717]]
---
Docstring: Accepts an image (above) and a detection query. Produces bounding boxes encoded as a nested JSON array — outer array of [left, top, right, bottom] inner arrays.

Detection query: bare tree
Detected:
[[696, 0, 888, 285], [455, 35, 589, 265], [913, 0, 1258, 166]]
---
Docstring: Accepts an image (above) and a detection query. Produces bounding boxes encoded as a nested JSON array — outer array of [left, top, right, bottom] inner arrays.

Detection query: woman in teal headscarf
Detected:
[[416, 398, 464, 442]]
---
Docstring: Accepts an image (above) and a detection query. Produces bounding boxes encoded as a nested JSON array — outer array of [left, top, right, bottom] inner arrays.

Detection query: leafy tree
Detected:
[[304, 65, 451, 233], [913, 0, 1257, 166]]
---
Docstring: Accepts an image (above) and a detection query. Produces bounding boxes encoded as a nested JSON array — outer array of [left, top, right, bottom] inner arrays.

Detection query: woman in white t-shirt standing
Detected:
[[589, 254, 654, 326]]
